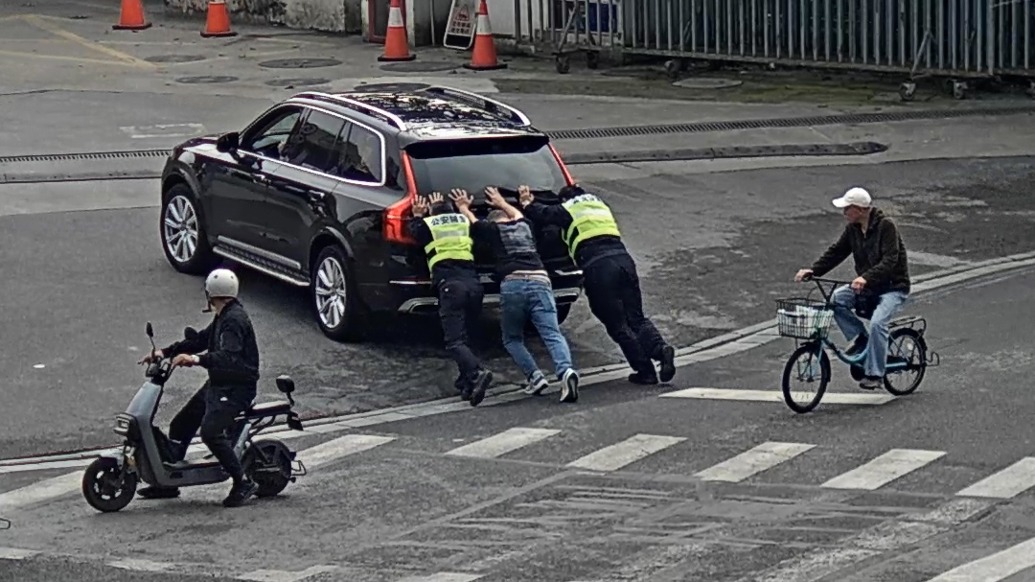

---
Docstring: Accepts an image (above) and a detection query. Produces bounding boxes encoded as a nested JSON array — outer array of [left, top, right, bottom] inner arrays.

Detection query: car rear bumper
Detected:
[[383, 269, 584, 314]]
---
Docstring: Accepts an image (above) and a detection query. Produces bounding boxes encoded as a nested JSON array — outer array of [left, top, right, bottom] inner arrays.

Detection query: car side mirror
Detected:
[[275, 375, 295, 394], [184, 326, 199, 341], [216, 131, 239, 153], [146, 322, 154, 338]]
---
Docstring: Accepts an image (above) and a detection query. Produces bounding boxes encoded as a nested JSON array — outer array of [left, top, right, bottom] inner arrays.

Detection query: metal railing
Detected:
[[515, 0, 1035, 80]]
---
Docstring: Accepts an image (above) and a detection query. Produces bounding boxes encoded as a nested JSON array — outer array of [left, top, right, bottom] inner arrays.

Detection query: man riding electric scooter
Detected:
[[137, 268, 262, 508]]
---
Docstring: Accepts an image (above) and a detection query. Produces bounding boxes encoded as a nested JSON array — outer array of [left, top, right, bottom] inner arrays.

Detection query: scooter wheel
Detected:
[[242, 439, 294, 498], [82, 457, 137, 512]]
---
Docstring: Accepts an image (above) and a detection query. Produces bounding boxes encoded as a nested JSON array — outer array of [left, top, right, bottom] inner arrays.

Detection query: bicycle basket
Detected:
[[775, 298, 834, 339]]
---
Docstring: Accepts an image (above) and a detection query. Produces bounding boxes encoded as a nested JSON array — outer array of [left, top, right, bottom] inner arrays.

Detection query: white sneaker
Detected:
[[560, 369, 579, 403], [523, 371, 549, 395]]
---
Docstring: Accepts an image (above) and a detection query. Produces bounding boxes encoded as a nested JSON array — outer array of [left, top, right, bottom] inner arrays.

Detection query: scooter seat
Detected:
[[242, 400, 292, 418]]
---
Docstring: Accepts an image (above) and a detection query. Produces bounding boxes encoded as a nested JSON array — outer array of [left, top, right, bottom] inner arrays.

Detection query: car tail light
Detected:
[[383, 151, 418, 245], [548, 144, 575, 186]]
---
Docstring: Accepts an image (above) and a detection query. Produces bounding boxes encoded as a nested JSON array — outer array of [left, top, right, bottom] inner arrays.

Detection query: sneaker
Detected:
[[222, 479, 259, 508], [858, 376, 882, 390], [468, 369, 492, 407], [560, 369, 579, 403], [658, 345, 676, 383], [628, 371, 658, 385], [523, 371, 549, 396]]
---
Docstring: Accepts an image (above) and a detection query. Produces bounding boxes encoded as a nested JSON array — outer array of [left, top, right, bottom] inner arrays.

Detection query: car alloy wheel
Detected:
[[163, 195, 200, 264], [314, 256, 348, 329]]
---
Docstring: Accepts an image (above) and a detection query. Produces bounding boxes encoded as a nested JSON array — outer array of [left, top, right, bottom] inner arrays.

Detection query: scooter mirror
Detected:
[[184, 327, 199, 341], [275, 375, 295, 394], [146, 322, 154, 338]]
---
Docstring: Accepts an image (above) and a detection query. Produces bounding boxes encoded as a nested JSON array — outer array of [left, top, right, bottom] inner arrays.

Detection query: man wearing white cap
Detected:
[[794, 187, 911, 390]]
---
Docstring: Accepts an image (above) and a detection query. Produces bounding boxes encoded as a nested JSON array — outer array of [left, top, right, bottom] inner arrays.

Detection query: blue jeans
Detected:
[[499, 279, 573, 380], [830, 285, 909, 377]]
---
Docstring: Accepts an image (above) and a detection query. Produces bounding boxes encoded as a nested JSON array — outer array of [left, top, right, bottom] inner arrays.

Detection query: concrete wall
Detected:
[[163, 0, 363, 34]]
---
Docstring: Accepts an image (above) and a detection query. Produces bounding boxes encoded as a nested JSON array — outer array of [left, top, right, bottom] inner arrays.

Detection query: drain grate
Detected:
[[0, 149, 171, 164], [544, 105, 1035, 140]]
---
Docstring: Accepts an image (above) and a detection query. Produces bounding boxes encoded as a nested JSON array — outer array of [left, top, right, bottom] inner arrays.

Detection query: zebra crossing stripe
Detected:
[[923, 536, 1035, 581], [566, 434, 686, 472], [821, 449, 947, 490], [955, 457, 1035, 499], [695, 442, 816, 483], [296, 434, 396, 470], [444, 427, 560, 459]]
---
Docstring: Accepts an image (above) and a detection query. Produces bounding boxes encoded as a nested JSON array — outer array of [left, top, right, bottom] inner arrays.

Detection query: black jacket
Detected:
[[162, 299, 261, 391], [811, 208, 911, 293], [522, 201, 627, 270]]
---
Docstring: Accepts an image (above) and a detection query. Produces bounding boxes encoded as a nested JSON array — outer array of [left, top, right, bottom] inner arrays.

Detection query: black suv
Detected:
[[158, 85, 584, 342]]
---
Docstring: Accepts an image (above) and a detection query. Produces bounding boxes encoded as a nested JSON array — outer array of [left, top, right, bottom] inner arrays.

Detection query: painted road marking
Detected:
[[955, 457, 1035, 499], [0, 547, 40, 560], [566, 434, 686, 472], [821, 449, 947, 490], [119, 123, 206, 139], [694, 441, 816, 483], [296, 434, 396, 470], [445, 427, 561, 459], [237, 565, 339, 582], [660, 387, 896, 406], [924, 536, 1035, 581], [0, 14, 155, 68], [0, 470, 81, 513], [394, 573, 484, 582], [108, 558, 176, 572]]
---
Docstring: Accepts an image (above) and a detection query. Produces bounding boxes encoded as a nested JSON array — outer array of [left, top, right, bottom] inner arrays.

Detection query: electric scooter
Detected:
[[82, 321, 307, 512]]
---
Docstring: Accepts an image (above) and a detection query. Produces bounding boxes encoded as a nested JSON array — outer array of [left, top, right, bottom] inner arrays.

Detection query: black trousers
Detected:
[[168, 381, 255, 482], [583, 253, 666, 376], [438, 276, 485, 386]]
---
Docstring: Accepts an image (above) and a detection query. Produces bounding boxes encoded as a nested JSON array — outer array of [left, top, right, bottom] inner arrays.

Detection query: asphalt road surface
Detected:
[[2, 155, 1035, 460], [1, 263, 1034, 582]]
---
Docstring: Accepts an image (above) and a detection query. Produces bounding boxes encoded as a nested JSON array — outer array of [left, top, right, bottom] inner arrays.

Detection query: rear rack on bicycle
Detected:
[[775, 298, 834, 340]]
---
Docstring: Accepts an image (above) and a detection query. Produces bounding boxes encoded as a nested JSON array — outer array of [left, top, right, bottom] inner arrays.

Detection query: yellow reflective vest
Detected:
[[560, 193, 622, 259], [423, 213, 475, 270]]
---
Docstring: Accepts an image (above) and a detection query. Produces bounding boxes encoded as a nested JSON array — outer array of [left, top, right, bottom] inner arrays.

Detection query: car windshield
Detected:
[[404, 135, 568, 202]]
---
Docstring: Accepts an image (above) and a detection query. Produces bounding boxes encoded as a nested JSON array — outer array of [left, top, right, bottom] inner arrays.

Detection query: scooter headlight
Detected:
[[113, 415, 132, 436]]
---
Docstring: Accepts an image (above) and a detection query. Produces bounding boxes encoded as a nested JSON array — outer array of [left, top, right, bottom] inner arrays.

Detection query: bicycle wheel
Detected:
[[781, 343, 831, 413], [883, 328, 927, 396]]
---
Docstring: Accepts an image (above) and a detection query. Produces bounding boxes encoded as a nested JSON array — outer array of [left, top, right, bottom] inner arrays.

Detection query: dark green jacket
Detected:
[[811, 208, 911, 293]]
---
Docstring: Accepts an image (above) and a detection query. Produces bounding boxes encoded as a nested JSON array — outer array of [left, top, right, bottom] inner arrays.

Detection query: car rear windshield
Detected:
[[404, 135, 569, 201]]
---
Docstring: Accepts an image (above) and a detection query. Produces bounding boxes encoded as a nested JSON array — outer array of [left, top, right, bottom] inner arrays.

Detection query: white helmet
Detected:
[[205, 268, 239, 299]]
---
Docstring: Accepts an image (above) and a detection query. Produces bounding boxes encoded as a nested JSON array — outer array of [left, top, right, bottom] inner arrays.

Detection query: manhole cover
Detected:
[[175, 75, 238, 84], [378, 61, 458, 73], [265, 78, 331, 87], [673, 77, 743, 89], [349, 82, 431, 93], [259, 58, 342, 69], [147, 54, 206, 63]]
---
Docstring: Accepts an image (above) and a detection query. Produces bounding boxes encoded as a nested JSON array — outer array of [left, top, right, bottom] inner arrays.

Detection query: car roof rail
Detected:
[[420, 85, 531, 126], [292, 91, 409, 130]]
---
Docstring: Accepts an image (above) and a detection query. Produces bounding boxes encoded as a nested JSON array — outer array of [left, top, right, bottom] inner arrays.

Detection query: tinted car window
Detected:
[[330, 124, 383, 184], [241, 106, 303, 158], [280, 109, 347, 173], [405, 136, 567, 200]]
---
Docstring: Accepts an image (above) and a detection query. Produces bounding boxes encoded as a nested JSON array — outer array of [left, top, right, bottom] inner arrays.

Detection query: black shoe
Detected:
[[658, 345, 676, 383], [469, 369, 492, 407], [628, 371, 658, 385], [846, 334, 868, 356], [222, 479, 258, 508], [137, 486, 180, 499]]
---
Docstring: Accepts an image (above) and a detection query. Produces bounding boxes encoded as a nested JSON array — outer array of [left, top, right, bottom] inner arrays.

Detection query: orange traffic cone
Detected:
[[378, 0, 416, 62], [201, 0, 238, 38], [112, 0, 151, 30], [464, 0, 506, 70]]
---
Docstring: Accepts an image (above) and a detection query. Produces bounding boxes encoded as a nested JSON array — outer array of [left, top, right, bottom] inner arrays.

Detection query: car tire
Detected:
[[160, 183, 216, 275], [310, 245, 366, 343]]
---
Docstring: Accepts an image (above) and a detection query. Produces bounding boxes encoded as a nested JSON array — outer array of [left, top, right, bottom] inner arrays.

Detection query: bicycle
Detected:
[[775, 276, 940, 413]]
